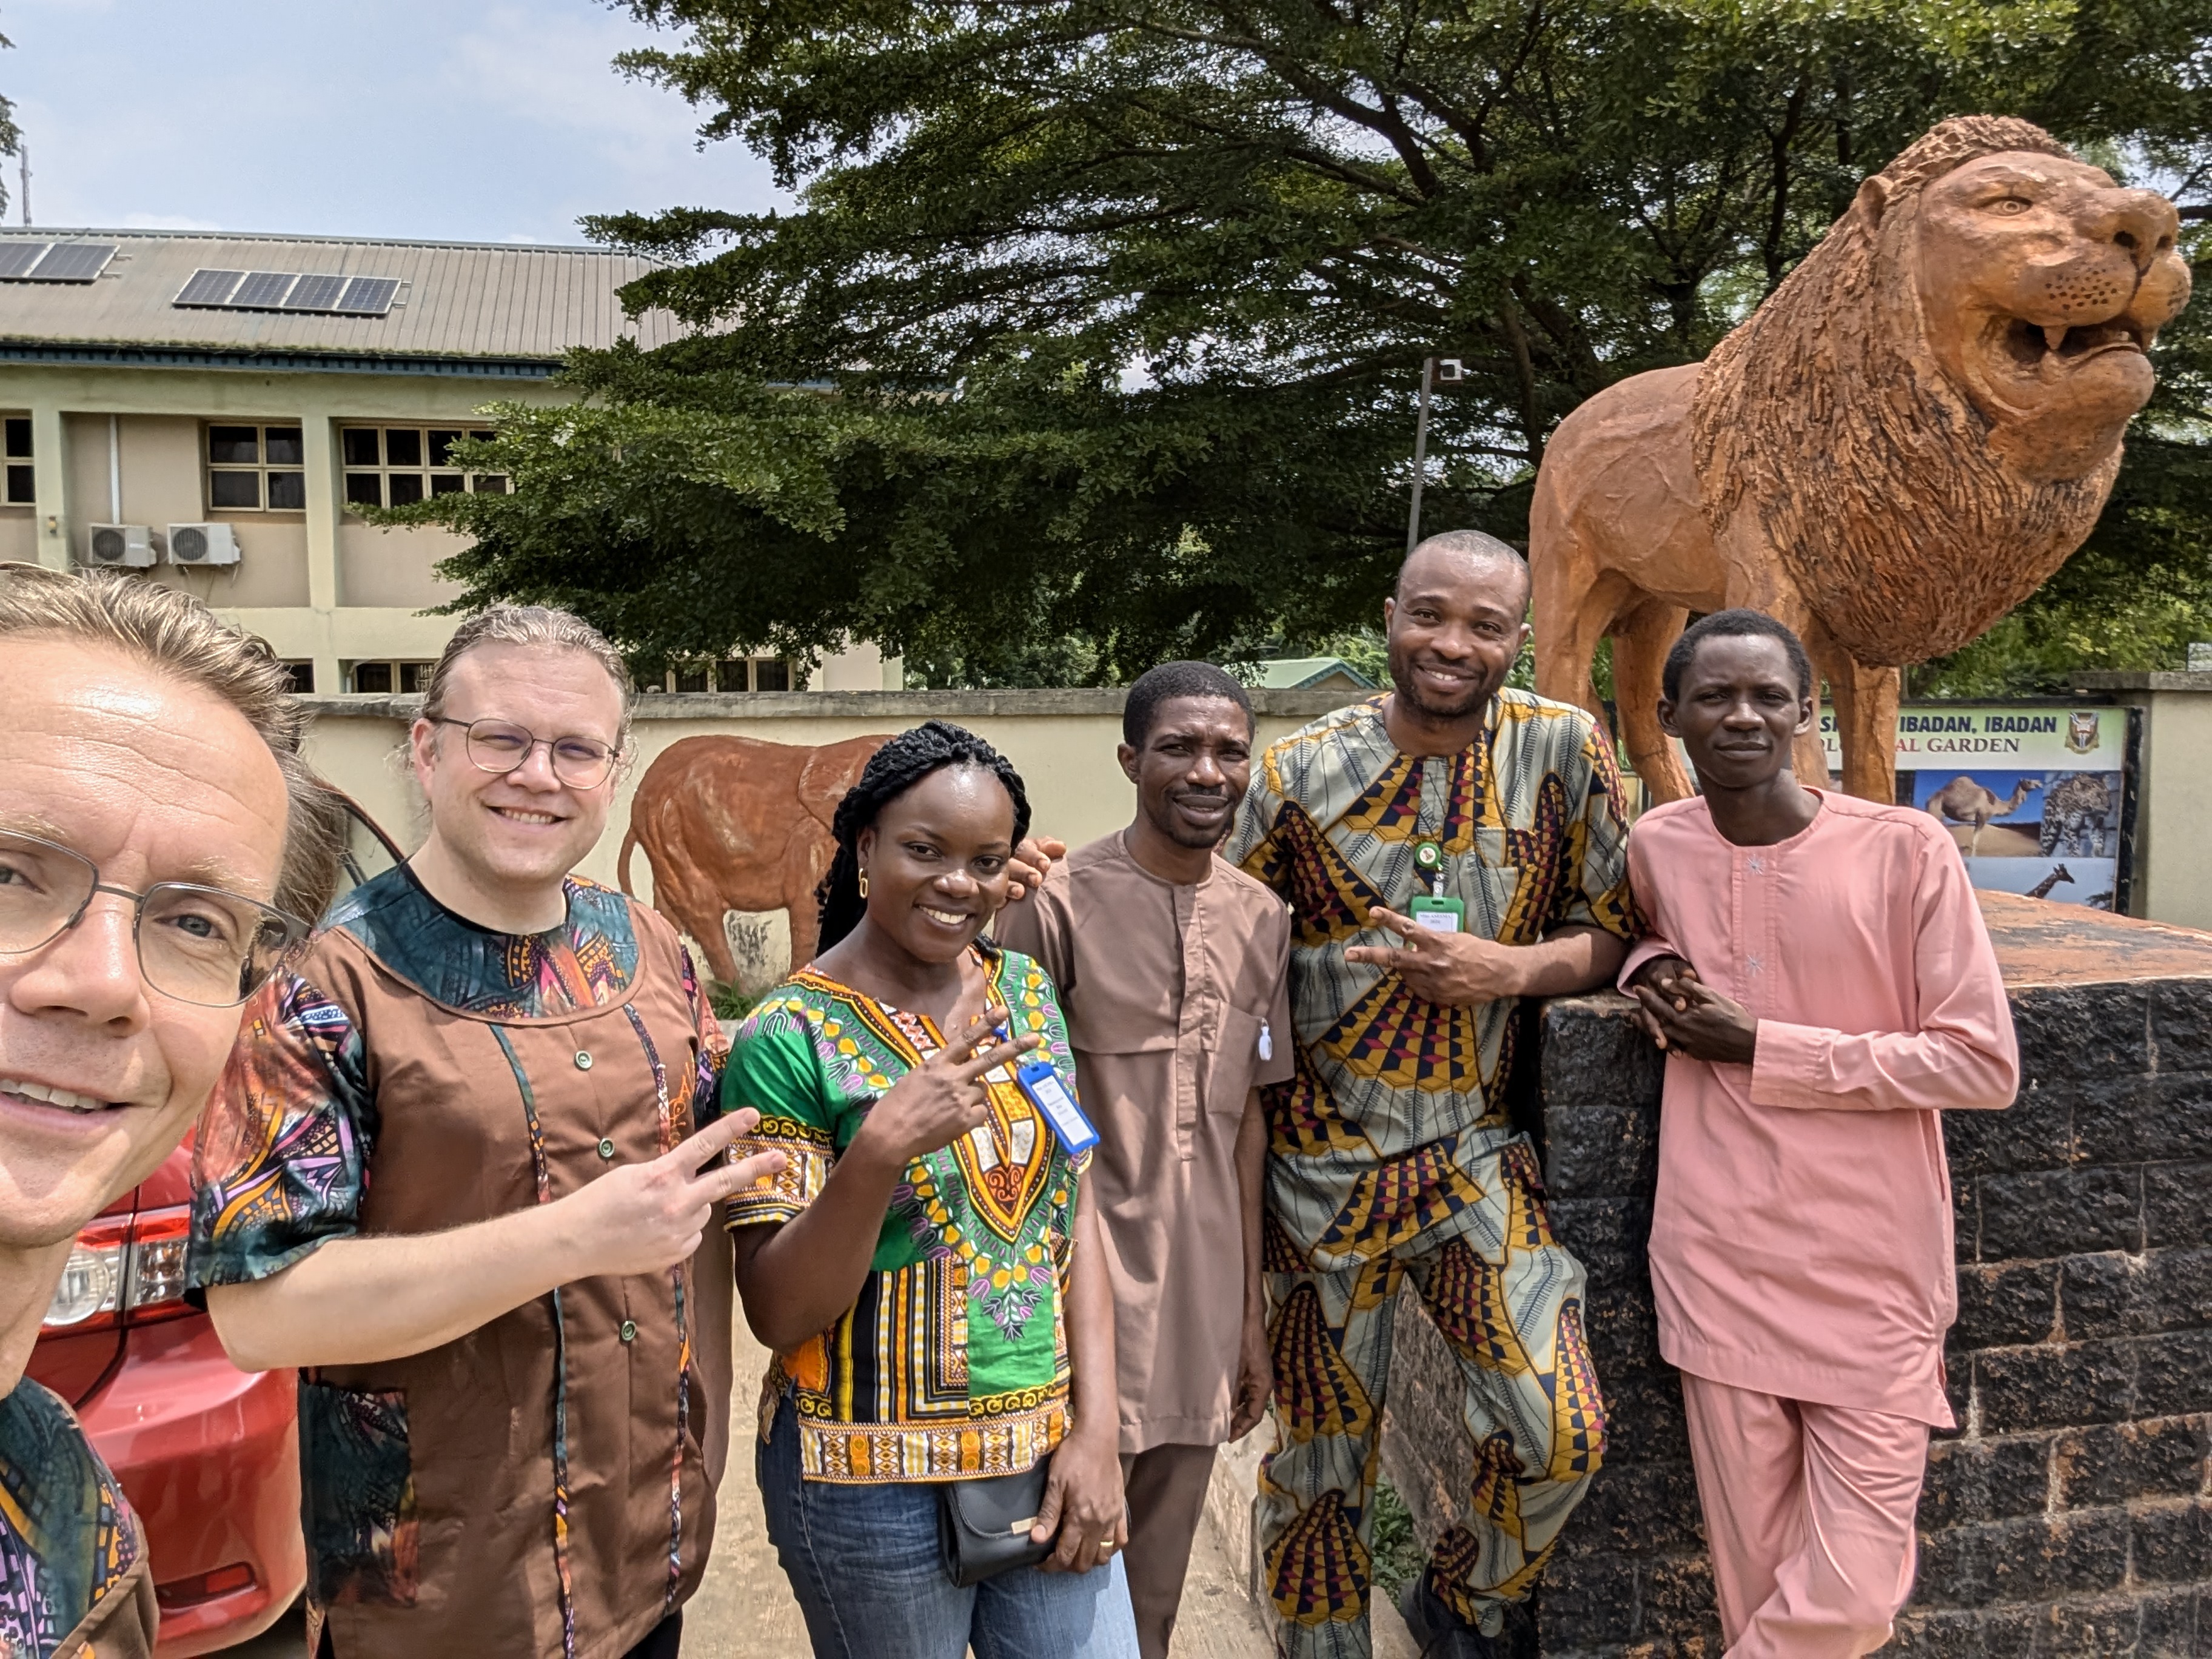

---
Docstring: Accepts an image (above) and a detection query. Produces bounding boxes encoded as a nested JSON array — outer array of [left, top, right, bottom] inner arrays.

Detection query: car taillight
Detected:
[[41, 1204, 195, 1331], [156, 1561, 256, 1610]]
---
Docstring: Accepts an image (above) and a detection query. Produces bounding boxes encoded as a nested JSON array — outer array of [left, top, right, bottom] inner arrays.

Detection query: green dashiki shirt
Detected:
[[1224, 691, 1635, 1272], [724, 943, 1088, 1484], [0, 1378, 149, 1659]]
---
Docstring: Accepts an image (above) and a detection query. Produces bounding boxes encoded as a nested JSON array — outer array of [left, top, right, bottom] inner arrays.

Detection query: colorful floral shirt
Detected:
[[723, 944, 1088, 1484], [0, 1379, 144, 1659], [1225, 691, 1636, 1270]]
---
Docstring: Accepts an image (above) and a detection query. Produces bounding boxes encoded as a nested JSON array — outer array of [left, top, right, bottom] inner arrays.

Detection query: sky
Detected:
[[0, 0, 789, 245]]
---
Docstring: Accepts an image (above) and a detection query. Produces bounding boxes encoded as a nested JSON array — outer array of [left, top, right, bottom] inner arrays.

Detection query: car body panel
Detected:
[[81, 1316, 303, 1655]]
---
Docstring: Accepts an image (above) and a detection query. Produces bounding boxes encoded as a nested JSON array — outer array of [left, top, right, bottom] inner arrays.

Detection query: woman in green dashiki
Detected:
[[726, 722, 1137, 1659]]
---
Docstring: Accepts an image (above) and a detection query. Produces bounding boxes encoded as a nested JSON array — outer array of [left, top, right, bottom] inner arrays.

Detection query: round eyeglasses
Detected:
[[0, 828, 309, 1008], [438, 719, 620, 790]]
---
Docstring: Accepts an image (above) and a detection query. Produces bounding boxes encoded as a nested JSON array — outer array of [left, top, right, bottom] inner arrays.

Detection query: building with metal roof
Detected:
[[0, 227, 893, 695]]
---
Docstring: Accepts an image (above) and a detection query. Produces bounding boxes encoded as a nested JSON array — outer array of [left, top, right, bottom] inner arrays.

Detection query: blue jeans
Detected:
[[757, 1395, 1141, 1659]]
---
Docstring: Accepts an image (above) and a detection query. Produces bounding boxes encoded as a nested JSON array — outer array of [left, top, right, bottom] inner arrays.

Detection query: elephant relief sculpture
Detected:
[[1531, 115, 2192, 801], [618, 733, 889, 989]]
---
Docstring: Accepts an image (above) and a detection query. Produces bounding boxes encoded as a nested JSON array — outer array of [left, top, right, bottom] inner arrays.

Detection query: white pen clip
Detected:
[[1258, 1022, 1273, 1062]]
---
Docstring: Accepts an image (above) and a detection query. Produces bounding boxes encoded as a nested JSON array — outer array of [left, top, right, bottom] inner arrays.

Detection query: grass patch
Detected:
[[1367, 1479, 1425, 1601], [708, 981, 758, 1024]]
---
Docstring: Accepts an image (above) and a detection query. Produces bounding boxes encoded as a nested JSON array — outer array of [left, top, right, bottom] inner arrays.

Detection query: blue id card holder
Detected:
[[1016, 1061, 1099, 1157]]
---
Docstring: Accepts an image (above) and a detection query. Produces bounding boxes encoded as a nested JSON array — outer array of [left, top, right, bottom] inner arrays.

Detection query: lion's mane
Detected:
[[1689, 115, 2120, 666]]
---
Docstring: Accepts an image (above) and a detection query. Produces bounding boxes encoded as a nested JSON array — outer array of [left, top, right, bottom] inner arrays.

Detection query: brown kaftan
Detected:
[[190, 872, 731, 1659]]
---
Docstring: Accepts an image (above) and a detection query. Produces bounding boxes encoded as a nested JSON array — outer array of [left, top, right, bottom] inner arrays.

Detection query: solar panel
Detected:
[[25, 243, 118, 281], [230, 271, 298, 309], [175, 269, 244, 307], [334, 276, 400, 315], [166, 265, 401, 316], [0, 243, 51, 280], [283, 273, 350, 311]]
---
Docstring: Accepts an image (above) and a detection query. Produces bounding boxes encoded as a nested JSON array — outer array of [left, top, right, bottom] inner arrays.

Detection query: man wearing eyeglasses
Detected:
[[186, 606, 787, 1659], [0, 563, 340, 1659]]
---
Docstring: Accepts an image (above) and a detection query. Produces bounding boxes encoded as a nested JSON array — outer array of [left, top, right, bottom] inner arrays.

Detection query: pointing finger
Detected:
[[665, 1111, 751, 1173], [700, 1148, 788, 1203], [956, 1034, 1040, 1081], [1367, 907, 1423, 943], [1343, 945, 1404, 971]]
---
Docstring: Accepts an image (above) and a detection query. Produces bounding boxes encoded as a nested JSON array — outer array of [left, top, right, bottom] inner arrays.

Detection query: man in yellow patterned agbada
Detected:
[[1225, 531, 1637, 1659]]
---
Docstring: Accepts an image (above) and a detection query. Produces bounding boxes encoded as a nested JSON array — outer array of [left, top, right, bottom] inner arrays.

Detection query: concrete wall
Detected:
[[301, 683, 1350, 912], [1382, 899, 2212, 1657], [2076, 674, 2212, 933]]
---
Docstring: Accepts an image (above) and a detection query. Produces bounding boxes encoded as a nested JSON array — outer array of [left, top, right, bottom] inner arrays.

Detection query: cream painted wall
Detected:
[[299, 691, 1346, 940], [62, 412, 312, 606], [0, 512, 31, 561], [2133, 688, 2212, 931], [338, 520, 472, 611]]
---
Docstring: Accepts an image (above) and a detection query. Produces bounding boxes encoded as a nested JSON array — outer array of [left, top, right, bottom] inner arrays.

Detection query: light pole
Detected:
[[1406, 355, 1463, 554]]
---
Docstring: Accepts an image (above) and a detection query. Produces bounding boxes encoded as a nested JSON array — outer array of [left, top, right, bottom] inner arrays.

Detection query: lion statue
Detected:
[[1530, 115, 2191, 800]]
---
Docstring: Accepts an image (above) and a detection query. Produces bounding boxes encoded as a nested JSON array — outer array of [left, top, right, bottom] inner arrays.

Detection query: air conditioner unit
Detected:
[[84, 524, 157, 568], [166, 522, 241, 566]]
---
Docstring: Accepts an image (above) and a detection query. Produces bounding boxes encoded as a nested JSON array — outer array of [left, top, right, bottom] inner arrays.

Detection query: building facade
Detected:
[[0, 227, 895, 694]]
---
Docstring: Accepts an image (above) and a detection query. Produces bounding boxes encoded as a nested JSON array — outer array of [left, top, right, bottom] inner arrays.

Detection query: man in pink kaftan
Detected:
[[1621, 609, 2019, 1659]]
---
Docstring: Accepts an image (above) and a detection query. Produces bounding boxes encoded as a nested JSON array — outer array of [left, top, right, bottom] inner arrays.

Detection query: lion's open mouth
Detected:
[[2002, 317, 2147, 370]]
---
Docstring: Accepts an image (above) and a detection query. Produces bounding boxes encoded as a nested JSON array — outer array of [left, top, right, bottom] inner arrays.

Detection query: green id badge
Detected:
[[1409, 841, 1463, 932], [1409, 894, 1464, 934]]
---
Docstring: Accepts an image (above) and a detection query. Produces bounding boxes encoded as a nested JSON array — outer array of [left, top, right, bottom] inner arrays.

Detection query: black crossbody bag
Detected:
[[937, 1456, 1055, 1587]]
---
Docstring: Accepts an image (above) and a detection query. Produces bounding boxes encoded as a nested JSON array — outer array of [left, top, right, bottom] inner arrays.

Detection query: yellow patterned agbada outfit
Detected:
[[1224, 691, 1634, 1655]]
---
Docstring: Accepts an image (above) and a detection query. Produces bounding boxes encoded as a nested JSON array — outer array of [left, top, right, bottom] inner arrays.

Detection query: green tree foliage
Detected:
[[406, 1, 2212, 688]]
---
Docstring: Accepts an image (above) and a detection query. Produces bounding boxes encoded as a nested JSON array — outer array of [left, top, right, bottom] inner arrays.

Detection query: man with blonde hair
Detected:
[[187, 605, 786, 1659], [0, 563, 340, 1659]]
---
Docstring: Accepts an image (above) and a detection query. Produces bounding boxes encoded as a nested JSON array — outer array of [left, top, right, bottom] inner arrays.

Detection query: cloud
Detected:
[[0, 0, 785, 241]]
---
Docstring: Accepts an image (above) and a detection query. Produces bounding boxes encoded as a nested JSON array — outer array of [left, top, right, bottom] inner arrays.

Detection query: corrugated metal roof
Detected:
[[0, 228, 686, 364], [1250, 656, 1377, 690]]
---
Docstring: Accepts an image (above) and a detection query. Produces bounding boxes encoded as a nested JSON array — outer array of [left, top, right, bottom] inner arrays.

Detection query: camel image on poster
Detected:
[[1018, 1062, 1099, 1156]]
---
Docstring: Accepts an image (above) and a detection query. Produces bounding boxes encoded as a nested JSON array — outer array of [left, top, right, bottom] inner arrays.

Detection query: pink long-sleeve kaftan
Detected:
[[1621, 790, 2020, 1429]]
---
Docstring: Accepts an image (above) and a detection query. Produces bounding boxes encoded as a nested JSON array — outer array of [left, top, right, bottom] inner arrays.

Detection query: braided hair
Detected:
[[814, 720, 1034, 953]]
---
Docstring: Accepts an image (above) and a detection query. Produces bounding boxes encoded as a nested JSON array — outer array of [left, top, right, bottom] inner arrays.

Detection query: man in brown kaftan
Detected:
[[996, 662, 1292, 1659], [186, 610, 783, 1659]]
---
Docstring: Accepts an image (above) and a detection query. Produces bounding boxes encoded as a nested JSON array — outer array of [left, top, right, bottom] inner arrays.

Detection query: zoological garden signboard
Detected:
[[1818, 705, 2134, 910]]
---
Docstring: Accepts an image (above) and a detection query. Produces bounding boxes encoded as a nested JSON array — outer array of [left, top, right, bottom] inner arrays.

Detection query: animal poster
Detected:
[[1818, 706, 2131, 910]]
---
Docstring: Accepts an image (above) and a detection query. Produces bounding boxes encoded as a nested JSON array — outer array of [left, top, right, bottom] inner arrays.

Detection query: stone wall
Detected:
[[1382, 898, 2212, 1657]]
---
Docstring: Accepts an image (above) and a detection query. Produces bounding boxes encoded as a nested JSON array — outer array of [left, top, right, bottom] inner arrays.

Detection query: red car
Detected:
[[25, 791, 404, 1654]]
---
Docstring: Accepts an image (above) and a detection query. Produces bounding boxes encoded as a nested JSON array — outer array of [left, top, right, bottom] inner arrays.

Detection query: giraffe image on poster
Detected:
[[2024, 863, 2076, 900], [1530, 115, 2191, 802], [618, 733, 890, 990]]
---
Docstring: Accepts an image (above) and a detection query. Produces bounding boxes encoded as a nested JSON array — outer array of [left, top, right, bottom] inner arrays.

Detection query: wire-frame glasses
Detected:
[[0, 828, 307, 1008], [438, 718, 620, 789]]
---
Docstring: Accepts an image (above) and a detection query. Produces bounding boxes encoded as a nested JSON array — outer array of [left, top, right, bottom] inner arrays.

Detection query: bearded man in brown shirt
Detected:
[[995, 660, 1294, 1659]]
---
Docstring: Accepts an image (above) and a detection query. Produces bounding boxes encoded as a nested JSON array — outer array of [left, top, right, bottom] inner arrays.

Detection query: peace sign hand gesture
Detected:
[[851, 1013, 1042, 1167], [561, 1110, 788, 1280]]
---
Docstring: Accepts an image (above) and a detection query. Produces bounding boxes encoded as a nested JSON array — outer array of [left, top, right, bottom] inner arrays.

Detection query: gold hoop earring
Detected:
[[858, 870, 870, 899]]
